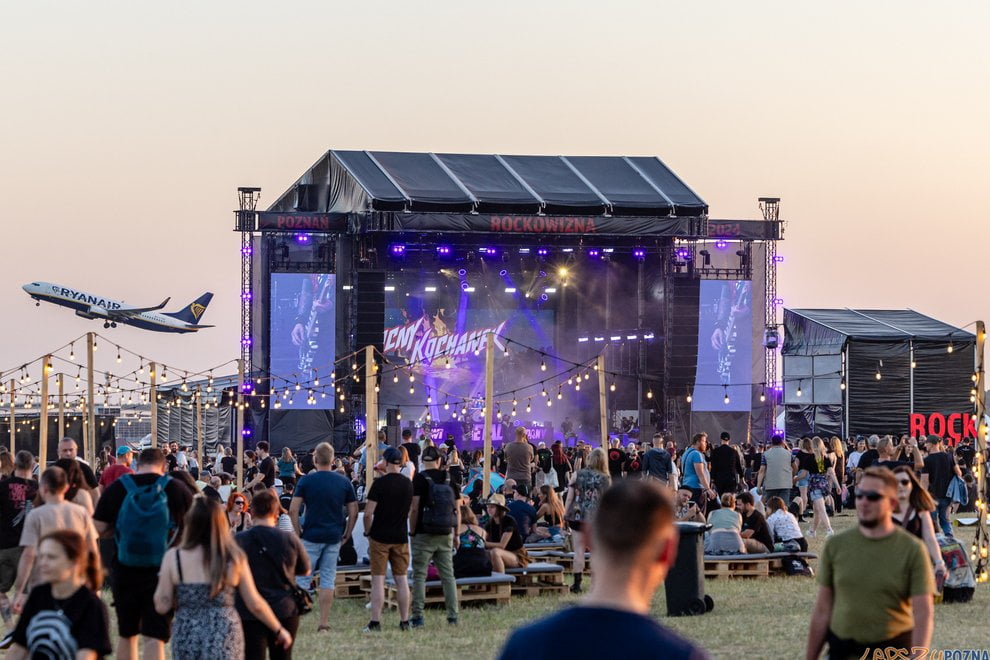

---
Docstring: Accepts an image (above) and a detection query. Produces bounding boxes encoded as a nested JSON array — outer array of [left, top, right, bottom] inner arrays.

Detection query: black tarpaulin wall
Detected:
[[847, 341, 911, 435], [912, 341, 974, 417], [784, 405, 842, 439]]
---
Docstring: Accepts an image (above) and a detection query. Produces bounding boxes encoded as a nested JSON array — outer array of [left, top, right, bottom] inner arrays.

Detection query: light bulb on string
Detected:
[[540, 359, 547, 372], [947, 343, 954, 354], [116, 348, 121, 363], [445, 358, 452, 369], [759, 388, 766, 403], [546, 398, 552, 407], [541, 386, 547, 398], [875, 370, 882, 381], [723, 387, 730, 405], [557, 388, 563, 400], [609, 380, 616, 392], [444, 400, 450, 410], [584, 372, 590, 381], [69, 345, 75, 361], [840, 379, 846, 391], [526, 400, 532, 413], [567, 377, 573, 386], [409, 374, 415, 383], [575, 381, 581, 391], [512, 394, 518, 407], [409, 386, 415, 395], [393, 374, 399, 384], [461, 406, 468, 416], [796, 382, 802, 397], [295, 383, 301, 391], [687, 392, 693, 403], [647, 389, 653, 400], [511, 407, 517, 417]]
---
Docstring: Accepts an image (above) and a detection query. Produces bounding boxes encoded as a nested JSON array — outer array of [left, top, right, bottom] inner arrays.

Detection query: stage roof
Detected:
[[785, 309, 973, 343], [269, 150, 708, 217]]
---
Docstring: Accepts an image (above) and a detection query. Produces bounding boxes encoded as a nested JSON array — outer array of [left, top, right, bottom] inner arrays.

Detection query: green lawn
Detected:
[[107, 512, 986, 659]]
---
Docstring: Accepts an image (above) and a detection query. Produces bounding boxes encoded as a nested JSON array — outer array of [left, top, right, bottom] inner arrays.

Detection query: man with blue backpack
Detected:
[[94, 448, 193, 660]]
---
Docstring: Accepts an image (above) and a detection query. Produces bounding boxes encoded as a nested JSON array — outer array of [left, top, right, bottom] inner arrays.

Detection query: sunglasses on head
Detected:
[[855, 489, 884, 502]]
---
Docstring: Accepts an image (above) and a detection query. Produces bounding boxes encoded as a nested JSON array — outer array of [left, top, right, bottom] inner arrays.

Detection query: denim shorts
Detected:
[[796, 477, 809, 488], [296, 538, 341, 591]]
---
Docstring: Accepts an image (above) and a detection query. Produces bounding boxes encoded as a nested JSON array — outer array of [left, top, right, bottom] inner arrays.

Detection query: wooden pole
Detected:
[[598, 353, 608, 449], [483, 332, 495, 498], [86, 334, 96, 465], [972, 321, 988, 583], [149, 362, 158, 448], [364, 346, 377, 492], [196, 386, 204, 472], [57, 374, 65, 440], [236, 359, 244, 491], [80, 397, 88, 464], [39, 356, 51, 469], [9, 379, 15, 455]]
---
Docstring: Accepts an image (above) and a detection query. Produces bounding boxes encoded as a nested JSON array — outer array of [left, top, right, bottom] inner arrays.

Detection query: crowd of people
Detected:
[[0, 425, 980, 658]]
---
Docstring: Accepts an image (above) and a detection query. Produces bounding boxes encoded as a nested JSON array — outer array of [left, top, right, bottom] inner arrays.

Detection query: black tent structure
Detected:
[[782, 309, 975, 440], [234, 151, 784, 454]]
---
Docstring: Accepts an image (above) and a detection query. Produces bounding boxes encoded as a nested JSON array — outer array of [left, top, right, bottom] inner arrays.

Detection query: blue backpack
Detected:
[[115, 474, 175, 567]]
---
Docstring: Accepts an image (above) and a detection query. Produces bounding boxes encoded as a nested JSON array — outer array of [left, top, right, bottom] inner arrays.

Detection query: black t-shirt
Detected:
[[499, 606, 704, 660], [741, 509, 774, 551], [259, 456, 276, 488], [299, 453, 315, 474], [923, 452, 954, 498], [75, 460, 99, 490], [13, 583, 112, 658], [625, 452, 642, 475], [412, 469, 450, 535], [235, 525, 309, 620], [486, 514, 523, 552], [857, 449, 879, 470], [955, 444, 975, 471], [607, 448, 626, 477], [710, 445, 742, 481], [366, 473, 414, 544], [93, 472, 194, 571], [536, 448, 553, 473], [400, 442, 421, 468], [0, 476, 38, 549], [164, 453, 177, 472], [220, 456, 237, 475]]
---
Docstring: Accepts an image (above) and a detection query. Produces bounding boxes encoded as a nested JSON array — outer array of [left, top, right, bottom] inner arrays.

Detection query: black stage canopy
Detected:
[[783, 309, 974, 440], [269, 150, 708, 219]]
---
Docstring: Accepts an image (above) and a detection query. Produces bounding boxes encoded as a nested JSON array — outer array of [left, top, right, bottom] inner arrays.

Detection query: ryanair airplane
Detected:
[[23, 282, 214, 333]]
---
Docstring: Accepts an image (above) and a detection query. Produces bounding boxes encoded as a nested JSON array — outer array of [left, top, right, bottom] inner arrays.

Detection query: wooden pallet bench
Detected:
[[361, 573, 516, 609], [703, 552, 818, 579], [333, 564, 370, 598], [506, 562, 567, 596], [527, 550, 592, 576]]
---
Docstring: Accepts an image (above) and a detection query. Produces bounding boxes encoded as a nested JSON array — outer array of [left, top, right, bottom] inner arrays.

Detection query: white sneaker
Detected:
[[806, 529, 816, 538], [825, 529, 835, 537]]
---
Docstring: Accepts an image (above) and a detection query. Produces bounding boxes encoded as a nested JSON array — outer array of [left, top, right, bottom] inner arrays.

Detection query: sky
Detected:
[[1, 1, 988, 380]]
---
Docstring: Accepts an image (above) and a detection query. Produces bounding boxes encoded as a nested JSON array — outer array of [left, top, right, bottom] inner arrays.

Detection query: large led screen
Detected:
[[692, 279, 752, 411], [270, 273, 336, 409]]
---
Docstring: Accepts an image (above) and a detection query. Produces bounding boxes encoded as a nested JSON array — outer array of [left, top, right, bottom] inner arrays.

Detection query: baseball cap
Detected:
[[383, 447, 403, 465], [719, 432, 730, 441], [116, 445, 133, 457], [422, 446, 441, 462]]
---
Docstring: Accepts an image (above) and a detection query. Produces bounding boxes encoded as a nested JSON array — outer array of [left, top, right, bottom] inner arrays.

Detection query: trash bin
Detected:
[[665, 521, 714, 616]]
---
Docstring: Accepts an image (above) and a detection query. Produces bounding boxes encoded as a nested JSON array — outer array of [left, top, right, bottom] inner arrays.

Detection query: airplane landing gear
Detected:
[[103, 321, 111, 329]]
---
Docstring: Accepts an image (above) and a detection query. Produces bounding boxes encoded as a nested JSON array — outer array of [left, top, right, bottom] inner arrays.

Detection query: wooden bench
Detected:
[[506, 562, 567, 596], [527, 550, 592, 576], [361, 573, 516, 609], [703, 552, 818, 579], [334, 564, 370, 599], [523, 541, 564, 551]]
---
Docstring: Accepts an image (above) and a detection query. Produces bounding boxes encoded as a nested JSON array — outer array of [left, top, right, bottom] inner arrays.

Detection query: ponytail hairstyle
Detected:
[[40, 529, 103, 591], [181, 497, 245, 598]]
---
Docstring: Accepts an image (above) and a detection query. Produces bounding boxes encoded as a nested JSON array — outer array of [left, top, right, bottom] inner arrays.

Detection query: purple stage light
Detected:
[[457, 268, 467, 277], [460, 281, 470, 291], [540, 294, 549, 301], [240, 246, 253, 256], [294, 234, 311, 244], [633, 249, 645, 260], [675, 247, 692, 260], [240, 291, 252, 301], [436, 246, 452, 256], [538, 270, 547, 278], [715, 240, 728, 249], [390, 244, 406, 256], [588, 249, 600, 258], [499, 269, 507, 277], [537, 248, 549, 256], [773, 255, 784, 263]]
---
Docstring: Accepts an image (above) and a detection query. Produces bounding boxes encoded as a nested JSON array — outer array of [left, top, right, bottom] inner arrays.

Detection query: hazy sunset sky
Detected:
[[1, 1, 987, 378]]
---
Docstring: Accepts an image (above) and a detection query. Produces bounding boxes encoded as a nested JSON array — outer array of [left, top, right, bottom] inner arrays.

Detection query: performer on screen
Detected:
[[291, 274, 334, 371], [708, 281, 751, 385]]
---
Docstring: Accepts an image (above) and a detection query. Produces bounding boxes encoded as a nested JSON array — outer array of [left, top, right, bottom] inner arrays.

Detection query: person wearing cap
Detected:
[[499, 479, 706, 660], [363, 447, 414, 632], [408, 445, 459, 628], [710, 431, 744, 496], [99, 446, 135, 489], [484, 493, 528, 572]]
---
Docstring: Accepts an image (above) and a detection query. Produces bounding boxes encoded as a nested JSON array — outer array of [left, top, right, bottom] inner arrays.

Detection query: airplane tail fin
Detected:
[[164, 292, 213, 324]]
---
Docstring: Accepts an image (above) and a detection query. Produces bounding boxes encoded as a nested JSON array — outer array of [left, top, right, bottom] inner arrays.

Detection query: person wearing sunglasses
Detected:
[[227, 495, 253, 533], [806, 467, 933, 660], [891, 466, 944, 578]]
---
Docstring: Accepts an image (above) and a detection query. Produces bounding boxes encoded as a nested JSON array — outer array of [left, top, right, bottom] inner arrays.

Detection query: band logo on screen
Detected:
[[383, 318, 507, 365]]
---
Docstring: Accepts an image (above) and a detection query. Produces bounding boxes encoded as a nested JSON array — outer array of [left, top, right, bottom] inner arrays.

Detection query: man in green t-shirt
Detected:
[[805, 466, 933, 660]]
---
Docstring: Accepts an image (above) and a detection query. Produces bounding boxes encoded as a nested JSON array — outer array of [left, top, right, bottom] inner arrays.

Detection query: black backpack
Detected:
[[420, 474, 457, 534]]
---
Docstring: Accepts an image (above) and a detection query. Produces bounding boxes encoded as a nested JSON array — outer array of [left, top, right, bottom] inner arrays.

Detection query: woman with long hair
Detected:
[[484, 494, 528, 572], [453, 504, 492, 578], [53, 458, 94, 515], [447, 447, 463, 490], [563, 447, 610, 593], [399, 446, 417, 480], [277, 448, 302, 490], [827, 436, 846, 513], [7, 530, 111, 659], [226, 493, 253, 532], [892, 466, 944, 571], [805, 437, 840, 537], [534, 485, 565, 540], [792, 437, 814, 520], [154, 497, 291, 660], [550, 441, 571, 493], [765, 496, 808, 552]]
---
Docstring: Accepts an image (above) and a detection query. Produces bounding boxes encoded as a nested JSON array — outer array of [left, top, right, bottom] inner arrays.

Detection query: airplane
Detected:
[[22, 282, 214, 334]]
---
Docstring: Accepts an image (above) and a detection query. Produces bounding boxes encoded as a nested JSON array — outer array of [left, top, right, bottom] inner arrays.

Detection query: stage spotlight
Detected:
[[390, 244, 406, 256], [458, 268, 467, 276], [295, 234, 311, 244], [436, 246, 452, 257], [699, 249, 711, 265], [675, 247, 692, 261], [540, 294, 549, 302], [499, 269, 508, 277], [558, 267, 568, 277], [633, 248, 645, 261], [588, 249, 600, 258], [715, 240, 728, 249]]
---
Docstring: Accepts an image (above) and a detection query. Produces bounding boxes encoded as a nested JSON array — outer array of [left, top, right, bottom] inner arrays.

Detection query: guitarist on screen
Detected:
[[290, 275, 334, 368]]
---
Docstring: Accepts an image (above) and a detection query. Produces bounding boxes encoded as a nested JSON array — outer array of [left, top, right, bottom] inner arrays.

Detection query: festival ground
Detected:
[[100, 513, 984, 659]]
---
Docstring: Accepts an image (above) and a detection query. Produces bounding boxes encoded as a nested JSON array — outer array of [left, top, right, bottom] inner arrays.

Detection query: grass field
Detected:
[[285, 513, 987, 660], [106, 512, 986, 659]]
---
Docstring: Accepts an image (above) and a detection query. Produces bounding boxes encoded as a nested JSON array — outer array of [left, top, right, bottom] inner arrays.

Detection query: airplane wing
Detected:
[[106, 297, 171, 319]]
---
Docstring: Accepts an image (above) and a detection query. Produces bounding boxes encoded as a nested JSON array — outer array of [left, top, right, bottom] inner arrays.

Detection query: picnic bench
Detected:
[[703, 552, 818, 579], [361, 572, 516, 609], [506, 562, 568, 596], [527, 550, 591, 576]]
